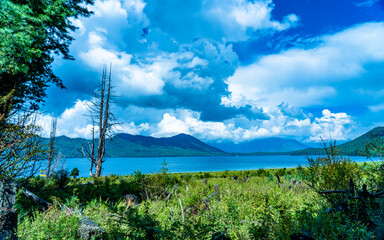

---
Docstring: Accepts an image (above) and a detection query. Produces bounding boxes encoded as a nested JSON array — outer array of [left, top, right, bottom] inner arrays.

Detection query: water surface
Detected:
[[63, 155, 374, 177]]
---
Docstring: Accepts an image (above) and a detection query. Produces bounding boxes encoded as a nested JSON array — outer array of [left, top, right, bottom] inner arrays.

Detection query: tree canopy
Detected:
[[0, 0, 94, 115]]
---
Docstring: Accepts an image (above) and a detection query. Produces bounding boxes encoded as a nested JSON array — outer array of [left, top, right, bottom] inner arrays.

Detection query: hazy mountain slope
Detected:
[[208, 137, 310, 153], [293, 127, 384, 156], [51, 133, 225, 158]]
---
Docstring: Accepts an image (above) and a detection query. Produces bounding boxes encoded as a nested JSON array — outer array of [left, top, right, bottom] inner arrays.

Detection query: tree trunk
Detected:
[[46, 117, 57, 178], [95, 65, 112, 177], [0, 181, 17, 240], [20, 187, 52, 210]]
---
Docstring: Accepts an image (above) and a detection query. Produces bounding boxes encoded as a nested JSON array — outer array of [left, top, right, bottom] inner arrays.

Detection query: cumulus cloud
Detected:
[[45, 0, 384, 143], [90, 0, 128, 18], [206, 0, 299, 40], [79, 30, 168, 96], [229, 1, 298, 31], [226, 22, 384, 108], [35, 98, 353, 145], [309, 109, 353, 142], [78, 23, 267, 121], [150, 108, 353, 143], [37, 100, 92, 138], [278, 102, 309, 119]]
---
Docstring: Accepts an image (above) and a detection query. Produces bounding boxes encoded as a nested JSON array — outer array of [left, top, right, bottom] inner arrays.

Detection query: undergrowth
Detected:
[[14, 144, 384, 239]]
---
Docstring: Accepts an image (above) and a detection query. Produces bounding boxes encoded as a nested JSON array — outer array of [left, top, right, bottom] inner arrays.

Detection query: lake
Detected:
[[62, 155, 375, 177]]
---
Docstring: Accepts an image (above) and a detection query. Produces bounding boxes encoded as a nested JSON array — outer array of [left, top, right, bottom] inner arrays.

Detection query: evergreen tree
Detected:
[[0, 0, 94, 119]]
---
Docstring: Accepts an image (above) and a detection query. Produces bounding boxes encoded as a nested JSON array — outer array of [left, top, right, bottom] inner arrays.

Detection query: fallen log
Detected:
[[18, 185, 53, 210], [275, 173, 282, 188], [202, 184, 221, 210], [165, 185, 178, 205]]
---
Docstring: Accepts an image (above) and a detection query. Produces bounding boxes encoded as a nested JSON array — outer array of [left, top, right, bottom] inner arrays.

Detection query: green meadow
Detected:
[[15, 153, 384, 239]]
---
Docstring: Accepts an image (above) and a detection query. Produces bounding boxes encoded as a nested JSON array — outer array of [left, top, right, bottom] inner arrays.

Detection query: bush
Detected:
[[305, 141, 361, 206], [275, 168, 287, 177], [51, 169, 70, 189], [254, 168, 270, 177], [70, 168, 79, 178], [18, 208, 80, 239], [132, 162, 179, 200]]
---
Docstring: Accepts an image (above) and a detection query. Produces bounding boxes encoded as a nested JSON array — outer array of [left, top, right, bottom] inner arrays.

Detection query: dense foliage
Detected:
[[0, 0, 94, 182], [0, 91, 46, 181], [13, 155, 384, 239], [0, 0, 94, 114]]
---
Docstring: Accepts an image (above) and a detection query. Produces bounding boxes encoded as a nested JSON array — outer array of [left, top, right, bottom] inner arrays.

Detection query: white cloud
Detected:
[[80, 31, 169, 96], [172, 72, 214, 90], [206, 0, 299, 40], [185, 56, 209, 68], [89, 0, 149, 26], [122, 0, 148, 24], [309, 109, 353, 142], [155, 113, 191, 137], [90, 0, 128, 18], [115, 122, 150, 135], [226, 22, 384, 108], [369, 103, 384, 112], [88, 31, 106, 47], [71, 19, 86, 35], [36, 100, 92, 139], [35, 101, 353, 145], [229, 0, 298, 31], [152, 111, 285, 142], [80, 31, 229, 96], [150, 107, 353, 143]]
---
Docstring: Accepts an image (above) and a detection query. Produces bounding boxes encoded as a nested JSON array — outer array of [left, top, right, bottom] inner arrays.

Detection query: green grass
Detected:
[[14, 161, 384, 239]]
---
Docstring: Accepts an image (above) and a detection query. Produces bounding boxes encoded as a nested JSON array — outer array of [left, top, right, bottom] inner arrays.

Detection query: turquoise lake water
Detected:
[[63, 155, 375, 177]]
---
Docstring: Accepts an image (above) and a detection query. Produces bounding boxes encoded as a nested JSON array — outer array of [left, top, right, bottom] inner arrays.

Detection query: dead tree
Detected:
[[46, 116, 57, 178], [84, 65, 116, 177], [319, 179, 384, 229], [0, 113, 45, 181], [80, 115, 96, 177]]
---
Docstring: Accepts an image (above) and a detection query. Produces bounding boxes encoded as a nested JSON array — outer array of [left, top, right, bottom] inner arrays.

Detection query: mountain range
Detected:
[[208, 137, 310, 153], [51, 133, 225, 158], [293, 127, 384, 156], [49, 127, 384, 158]]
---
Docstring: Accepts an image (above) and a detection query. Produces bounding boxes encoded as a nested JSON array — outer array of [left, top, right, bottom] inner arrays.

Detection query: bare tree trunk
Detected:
[[46, 117, 57, 178], [79, 115, 96, 177], [81, 64, 115, 177], [95, 67, 106, 177], [94, 65, 113, 177], [89, 119, 95, 177]]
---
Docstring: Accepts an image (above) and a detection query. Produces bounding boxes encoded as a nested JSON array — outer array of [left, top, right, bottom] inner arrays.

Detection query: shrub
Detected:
[[304, 141, 361, 206], [18, 208, 80, 239], [70, 168, 79, 178], [51, 169, 70, 189], [254, 168, 269, 177], [276, 168, 287, 177], [132, 162, 179, 200]]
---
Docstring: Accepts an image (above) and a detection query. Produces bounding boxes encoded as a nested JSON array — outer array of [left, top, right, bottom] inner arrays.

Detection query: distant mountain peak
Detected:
[[51, 132, 224, 158], [171, 133, 196, 140], [208, 137, 310, 153], [293, 126, 384, 156], [367, 126, 384, 137]]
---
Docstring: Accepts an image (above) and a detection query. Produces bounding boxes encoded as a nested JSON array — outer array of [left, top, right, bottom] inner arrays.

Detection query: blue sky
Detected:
[[38, 0, 384, 143]]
